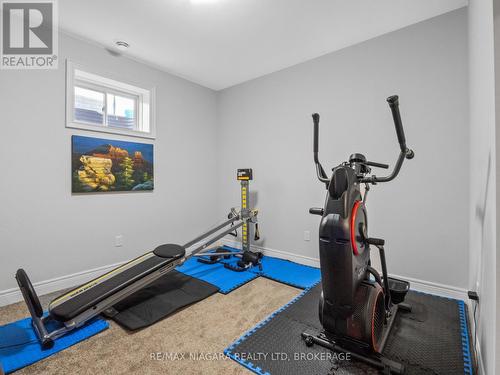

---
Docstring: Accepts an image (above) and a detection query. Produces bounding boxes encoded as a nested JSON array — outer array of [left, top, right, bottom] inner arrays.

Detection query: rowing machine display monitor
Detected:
[[302, 95, 414, 374]]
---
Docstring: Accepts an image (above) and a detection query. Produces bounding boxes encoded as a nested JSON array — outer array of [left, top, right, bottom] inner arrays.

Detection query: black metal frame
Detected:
[[192, 168, 262, 272]]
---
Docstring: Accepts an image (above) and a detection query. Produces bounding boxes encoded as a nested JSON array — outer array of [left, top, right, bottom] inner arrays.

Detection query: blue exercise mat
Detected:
[[176, 256, 259, 294], [252, 256, 321, 289], [0, 315, 108, 374], [178, 246, 320, 292]]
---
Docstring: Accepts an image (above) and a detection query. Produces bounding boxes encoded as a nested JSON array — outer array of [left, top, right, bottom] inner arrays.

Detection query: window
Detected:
[[66, 61, 155, 138]]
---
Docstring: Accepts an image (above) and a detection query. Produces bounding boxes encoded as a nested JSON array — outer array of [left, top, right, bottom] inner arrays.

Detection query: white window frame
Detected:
[[66, 60, 156, 139]]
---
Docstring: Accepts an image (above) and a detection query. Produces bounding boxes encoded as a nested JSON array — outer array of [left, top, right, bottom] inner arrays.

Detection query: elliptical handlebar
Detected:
[[387, 95, 415, 160], [365, 160, 389, 169], [311, 95, 414, 186], [387, 96, 407, 152], [312, 113, 320, 155], [361, 95, 414, 184], [312, 113, 330, 185]]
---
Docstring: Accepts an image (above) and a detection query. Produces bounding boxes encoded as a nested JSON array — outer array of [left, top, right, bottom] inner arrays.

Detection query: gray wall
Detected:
[[476, 0, 500, 374], [0, 32, 218, 291], [216, 9, 469, 289], [472, 0, 498, 373], [496, 1, 500, 369]]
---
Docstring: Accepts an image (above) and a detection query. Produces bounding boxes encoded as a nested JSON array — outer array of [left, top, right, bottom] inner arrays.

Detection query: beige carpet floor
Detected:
[[0, 278, 301, 375]]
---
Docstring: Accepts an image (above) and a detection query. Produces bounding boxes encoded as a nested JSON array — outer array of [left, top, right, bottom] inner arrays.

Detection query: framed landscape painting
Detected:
[[72, 135, 154, 193]]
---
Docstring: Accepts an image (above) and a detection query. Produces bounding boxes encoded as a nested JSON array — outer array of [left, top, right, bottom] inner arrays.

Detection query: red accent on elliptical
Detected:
[[351, 200, 362, 256]]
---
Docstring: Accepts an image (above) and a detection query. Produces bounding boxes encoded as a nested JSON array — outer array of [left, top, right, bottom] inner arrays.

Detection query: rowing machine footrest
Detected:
[[224, 251, 263, 272], [15, 269, 43, 318], [197, 257, 219, 264], [197, 247, 228, 264], [242, 250, 263, 265], [224, 262, 248, 272]]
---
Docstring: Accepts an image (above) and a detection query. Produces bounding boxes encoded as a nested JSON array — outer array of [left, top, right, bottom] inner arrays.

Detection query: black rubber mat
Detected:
[[225, 283, 473, 374], [108, 270, 219, 330]]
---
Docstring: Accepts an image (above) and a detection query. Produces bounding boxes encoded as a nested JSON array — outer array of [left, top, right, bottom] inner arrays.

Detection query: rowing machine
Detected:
[[16, 170, 262, 349]]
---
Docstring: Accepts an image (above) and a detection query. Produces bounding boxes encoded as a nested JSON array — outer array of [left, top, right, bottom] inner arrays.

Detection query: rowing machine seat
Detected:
[[153, 244, 186, 259]]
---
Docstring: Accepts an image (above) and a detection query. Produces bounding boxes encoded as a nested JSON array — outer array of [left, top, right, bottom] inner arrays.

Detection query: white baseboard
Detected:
[[0, 261, 125, 307], [222, 239, 321, 268], [1, 238, 469, 308], [223, 239, 469, 300], [390, 274, 469, 301]]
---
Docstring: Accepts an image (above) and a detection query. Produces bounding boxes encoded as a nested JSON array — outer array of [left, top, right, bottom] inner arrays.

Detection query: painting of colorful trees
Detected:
[[72, 135, 154, 193]]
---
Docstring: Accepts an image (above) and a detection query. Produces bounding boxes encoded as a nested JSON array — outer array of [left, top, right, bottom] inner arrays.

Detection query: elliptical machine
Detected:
[[302, 96, 414, 374]]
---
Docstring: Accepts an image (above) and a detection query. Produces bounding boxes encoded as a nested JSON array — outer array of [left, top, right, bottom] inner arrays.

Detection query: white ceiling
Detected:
[[59, 0, 467, 90]]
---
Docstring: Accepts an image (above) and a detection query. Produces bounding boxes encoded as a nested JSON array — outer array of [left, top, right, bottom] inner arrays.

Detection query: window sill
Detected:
[[66, 122, 156, 140]]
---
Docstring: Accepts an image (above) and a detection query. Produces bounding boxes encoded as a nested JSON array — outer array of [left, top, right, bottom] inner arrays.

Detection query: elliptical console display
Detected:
[[302, 95, 414, 374]]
